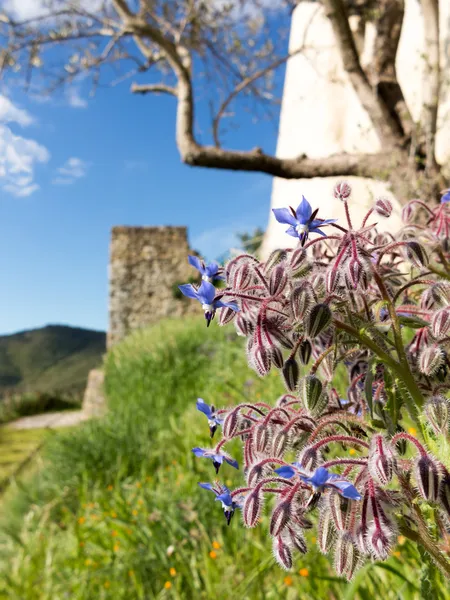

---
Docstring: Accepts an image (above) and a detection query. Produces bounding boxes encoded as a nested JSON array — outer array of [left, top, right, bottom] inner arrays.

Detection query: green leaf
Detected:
[[364, 358, 377, 418]]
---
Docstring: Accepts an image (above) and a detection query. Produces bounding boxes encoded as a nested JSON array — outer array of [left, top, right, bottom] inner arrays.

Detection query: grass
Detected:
[[0, 428, 48, 493], [0, 318, 447, 599]]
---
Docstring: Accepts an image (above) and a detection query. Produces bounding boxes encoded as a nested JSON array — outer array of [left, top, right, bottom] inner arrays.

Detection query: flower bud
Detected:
[[283, 526, 307, 554], [418, 345, 445, 376], [374, 197, 393, 218], [415, 455, 442, 502], [227, 259, 252, 289], [317, 509, 335, 554], [222, 408, 240, 439], [299, 375, 323, 415], [334, 534, 359, 580], [270, 500, 291, 537], [243, 489, 263, 527], [366, 523, 393, 561], [368, 435, 397, 486], [269, 264, 288, 296], [254, 423, 271, 453], [282, 357, 299, 391], [272, 429, 291, 458], [289, 248, 312, 278], [273, 536, 292, 570], [402, 202, 416, 223], [405, 241, 428, 268], [334, 180, 352, 201], [247, 462, 270, 487], [271, 346, 285, 369], [326, 267, 341, 293], [439, 469, 450, 516], [328, 492, 347, 532], [264, 249, 287, 273], [431, 307, 450, 339], [424, 396, 450, 435], [236, 315, 254, 336], [306, 303, 332, 338], [251, 345, 272, 376], [298, 339, 312, 365], [431, 282, 450, 307], [291, 284, 313, 321], [421, 288, 436, 310], [298, 446, 319, 470], [346, 257, 364, 289]]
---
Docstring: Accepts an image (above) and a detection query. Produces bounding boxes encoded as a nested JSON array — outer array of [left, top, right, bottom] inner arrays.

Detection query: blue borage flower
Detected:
[[198, 482, 243, 525], [192, 447, 239, 474], [178, 280, 239, 326], [441, 189, 450, 203], [196, 398, 223, 438], [272, 195, 336, 246], [275, 464, 361, 501], [188, 255, 225, 282]]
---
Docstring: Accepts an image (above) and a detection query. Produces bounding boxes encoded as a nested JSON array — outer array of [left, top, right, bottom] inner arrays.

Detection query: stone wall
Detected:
[[108, 226, 197, 347]]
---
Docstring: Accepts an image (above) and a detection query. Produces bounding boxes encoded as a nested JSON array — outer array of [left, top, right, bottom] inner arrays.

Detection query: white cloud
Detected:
[[52, 157, 90, 185], [66, 88, 88, 109], [0, 96, 33, 126], [3, 0, 106, 21], [0, 95, 49, 198]]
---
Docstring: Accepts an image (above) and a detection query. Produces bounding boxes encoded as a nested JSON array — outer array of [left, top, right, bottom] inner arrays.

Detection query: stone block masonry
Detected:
[[108, 226, 198, 347]]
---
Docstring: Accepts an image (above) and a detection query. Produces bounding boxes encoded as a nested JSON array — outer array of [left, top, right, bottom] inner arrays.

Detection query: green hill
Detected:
[[0, 325, 106, 396]]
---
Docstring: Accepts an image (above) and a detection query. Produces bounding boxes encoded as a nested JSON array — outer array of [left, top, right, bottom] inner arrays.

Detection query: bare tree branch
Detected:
[[131, 82, 177, 96], [372, 0, 413, 139], [321, 0, 405, 146], [420, 0, 440, 171]]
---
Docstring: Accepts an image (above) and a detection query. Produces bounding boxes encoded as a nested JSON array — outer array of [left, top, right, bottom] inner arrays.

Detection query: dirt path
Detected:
[[6, 410, 89, 430]]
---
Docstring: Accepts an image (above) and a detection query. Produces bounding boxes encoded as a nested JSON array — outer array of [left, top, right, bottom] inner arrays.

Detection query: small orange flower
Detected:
[[104, 581, 110, 589], [79, 541, 85, 547], [212, 541, 221, 550], [136, 482, 142, 489], [169, 567, 177, 576], [408, 427, 417, 436], [111, 511, 117, 518], [299, 568, 309, 577], [393, 551, 401, 558], [209, 551, 217, 559], [132, 509, 138, 516], [284, 576, 293, 586], [91, 514, 98, 521], [164, 581, 172, 589], [111, 530, 118, 537], [349, 448, 356, 456], [397, 535, 406, 545], [107, 485, 113, 491], [113, 544, 120, 552], [78, 517, 85, 525], [311, 537, 317, 544]]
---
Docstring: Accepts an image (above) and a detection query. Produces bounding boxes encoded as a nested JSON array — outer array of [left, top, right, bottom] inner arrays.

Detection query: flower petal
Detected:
[[188, 255, 205, 274], [196, 398, 212, 418], [197, 280, 216, 304], [441, 191, 450, 203], [327, 480, 361, 500], [192, 447, 207, 457], [178, 284, 199, 300], [309, 466, 331, 487], [198, 482, 215, 492], [272, 207, 298, 226], [215, 300, 240, 312], [204, 261, 220, 278], [296, 196, 312, 223], [274, 465, 296, 479], [285, 226, 300, 238], [223, 455, 239, 469], [215, 491, 233, 506]]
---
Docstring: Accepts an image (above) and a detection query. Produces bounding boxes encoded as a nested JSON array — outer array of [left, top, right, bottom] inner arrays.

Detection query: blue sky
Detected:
[[0, 40, 284, 334]]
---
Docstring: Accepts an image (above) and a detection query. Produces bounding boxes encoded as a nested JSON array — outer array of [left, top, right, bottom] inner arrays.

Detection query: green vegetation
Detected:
[[0, 319, 445, 599], [0, 325, 106, 396], [0, 428, 48, 493]]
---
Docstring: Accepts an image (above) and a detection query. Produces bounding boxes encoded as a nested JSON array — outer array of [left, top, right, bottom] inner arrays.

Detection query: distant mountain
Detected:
[[0, 325, 106, 397]]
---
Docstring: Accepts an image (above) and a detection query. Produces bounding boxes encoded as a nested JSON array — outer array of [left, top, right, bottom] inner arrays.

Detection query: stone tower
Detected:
[[108, 226, 196, 347], [262, 0, 450, 258]]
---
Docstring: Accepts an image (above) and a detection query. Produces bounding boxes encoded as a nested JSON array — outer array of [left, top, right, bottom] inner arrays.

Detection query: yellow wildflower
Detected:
[[78, 517, 85, 525], [408, 427, 417, 436], [212, 541, 221, 550], [170, 567, 177, 576], [299, 568, 309, 577], [164, 581, 172, 590]]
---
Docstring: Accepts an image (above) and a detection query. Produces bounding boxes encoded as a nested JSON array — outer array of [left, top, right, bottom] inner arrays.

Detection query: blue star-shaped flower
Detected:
[[274, 461, 306, 479], [196, 398, 223, 438], [178, 280, 239, 326], [272, 196, 336, 246], [441, 189, 450, 203], [198, 482, 243, 525], [188, 255, 224, 282], [300, 466, 361, 500], [192, 447, 239, 474]]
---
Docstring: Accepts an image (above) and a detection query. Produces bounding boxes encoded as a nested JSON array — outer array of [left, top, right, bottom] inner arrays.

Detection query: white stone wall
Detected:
[[261, 0, 450, 258]]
